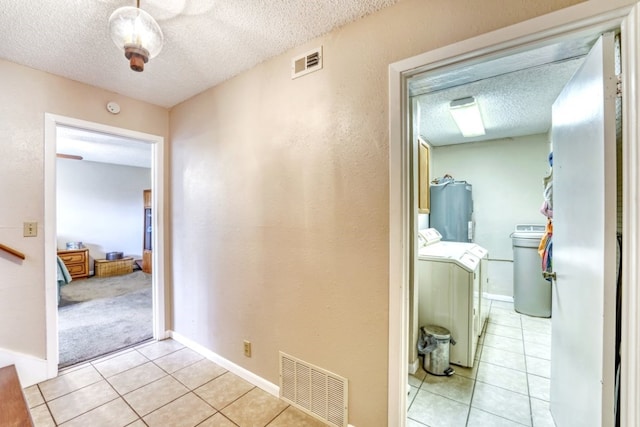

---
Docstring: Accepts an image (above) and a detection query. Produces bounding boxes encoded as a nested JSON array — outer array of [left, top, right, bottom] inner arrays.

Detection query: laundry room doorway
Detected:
[[406, 32, 619, 427], [387, 2, 640, 427]]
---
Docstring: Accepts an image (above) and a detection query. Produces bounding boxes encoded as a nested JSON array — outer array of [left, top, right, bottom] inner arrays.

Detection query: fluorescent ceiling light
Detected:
[[449, 97, 486, 137]]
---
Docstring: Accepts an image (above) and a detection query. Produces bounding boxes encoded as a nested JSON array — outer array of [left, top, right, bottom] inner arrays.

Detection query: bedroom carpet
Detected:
[[58, 272, 153, 367], [58, 270, 151, 307]]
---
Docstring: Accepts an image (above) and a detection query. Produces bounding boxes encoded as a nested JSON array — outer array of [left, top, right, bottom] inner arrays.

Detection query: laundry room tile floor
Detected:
[[25, 339, 326, 427], [408, 300, 554, 427]]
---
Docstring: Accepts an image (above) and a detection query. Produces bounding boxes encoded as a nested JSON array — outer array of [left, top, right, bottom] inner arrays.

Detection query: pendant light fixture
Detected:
[[109, 0, 164, 72]]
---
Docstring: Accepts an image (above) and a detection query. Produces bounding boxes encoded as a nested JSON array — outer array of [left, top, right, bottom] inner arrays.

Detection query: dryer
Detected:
[[417, 229, 481, 367]]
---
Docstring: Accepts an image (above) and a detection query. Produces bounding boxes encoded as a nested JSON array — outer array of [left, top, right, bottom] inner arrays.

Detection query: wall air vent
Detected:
[[279, 352, 348, 427], [291, 46, 323, 79]]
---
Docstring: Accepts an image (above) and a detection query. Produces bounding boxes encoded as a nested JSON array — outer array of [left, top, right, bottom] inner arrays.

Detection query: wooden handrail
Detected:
[[0, 244, 25, 260]]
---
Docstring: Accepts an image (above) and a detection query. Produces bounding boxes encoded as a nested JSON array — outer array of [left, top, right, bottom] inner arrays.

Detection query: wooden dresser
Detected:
[[57, 248, 89, 279]]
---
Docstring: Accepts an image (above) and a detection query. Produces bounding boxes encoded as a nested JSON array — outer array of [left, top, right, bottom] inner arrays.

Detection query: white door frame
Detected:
[[388, 1, 640, 426], [43, 114, 167, 378]]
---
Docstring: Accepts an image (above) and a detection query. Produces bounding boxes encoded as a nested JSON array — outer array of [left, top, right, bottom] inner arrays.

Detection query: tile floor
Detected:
[[24, 339, 326, 427], [408, 300, 554, 427]]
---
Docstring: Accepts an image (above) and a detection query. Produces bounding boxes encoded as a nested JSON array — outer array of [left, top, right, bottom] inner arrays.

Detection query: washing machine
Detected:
[[418, 229, 490, 336], [423, 235, 490, 337], [417, 229, 481, 367]]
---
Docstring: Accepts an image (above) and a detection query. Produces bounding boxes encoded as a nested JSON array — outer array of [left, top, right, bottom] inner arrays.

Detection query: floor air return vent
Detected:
[[279, 352, 348, 427]]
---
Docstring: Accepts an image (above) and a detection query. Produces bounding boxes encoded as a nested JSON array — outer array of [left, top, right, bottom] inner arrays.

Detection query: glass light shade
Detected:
[[449, 97, 486, 137], [109, 6, 163, 71]]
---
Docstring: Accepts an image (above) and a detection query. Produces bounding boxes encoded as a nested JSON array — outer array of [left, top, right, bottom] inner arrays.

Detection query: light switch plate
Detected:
[[23, 222, 37, 237]]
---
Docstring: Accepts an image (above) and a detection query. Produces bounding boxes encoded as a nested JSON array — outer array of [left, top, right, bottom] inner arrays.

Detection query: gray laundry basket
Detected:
[[512, 225, 552, 318], [417, 325, 455, 376]]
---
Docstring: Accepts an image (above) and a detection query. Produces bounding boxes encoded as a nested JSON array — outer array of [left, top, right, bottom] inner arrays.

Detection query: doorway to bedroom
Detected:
[[45, 116, 166, 371], [55, 126, 153, 367]]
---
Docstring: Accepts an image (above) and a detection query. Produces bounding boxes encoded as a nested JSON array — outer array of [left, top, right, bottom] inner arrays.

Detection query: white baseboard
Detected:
[[0, 347, 54, 388], [485, 293, 514, 303], [168, 332, 357, 426], [408, 358, 420, 375], [168, 331, 279, 397], [157, 329, 171, 340]]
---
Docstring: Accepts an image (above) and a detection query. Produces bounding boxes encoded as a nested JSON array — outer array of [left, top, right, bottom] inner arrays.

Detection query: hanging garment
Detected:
[[538, 220, 552, 258], [540, 166, 553, 218], [538, 219, 553, 279], [540, 200, 553, 219], [542, 235, 553, 276]]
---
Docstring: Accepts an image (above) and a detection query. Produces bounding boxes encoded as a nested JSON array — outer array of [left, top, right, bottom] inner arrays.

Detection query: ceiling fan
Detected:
[[56, 153, 83, 160]]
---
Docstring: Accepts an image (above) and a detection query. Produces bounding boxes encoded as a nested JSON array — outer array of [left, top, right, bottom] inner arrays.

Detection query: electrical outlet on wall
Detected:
[[243, 340, 252, 357]]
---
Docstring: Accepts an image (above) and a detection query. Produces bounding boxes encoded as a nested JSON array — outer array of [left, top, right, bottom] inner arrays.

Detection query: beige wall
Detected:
[[0, 58, 168, 358], [57, 160, 151, 263], [169, 0, 584, 424]]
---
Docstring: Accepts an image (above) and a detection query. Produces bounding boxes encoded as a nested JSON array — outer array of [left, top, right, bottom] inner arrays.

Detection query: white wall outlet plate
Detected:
[[23, 222, 37, 237]]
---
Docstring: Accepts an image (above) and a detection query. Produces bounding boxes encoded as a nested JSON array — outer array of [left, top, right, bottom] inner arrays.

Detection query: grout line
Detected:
[[477, 358, 527, 374], [125, 419, 149, 426], [91, 348, 149, 375], [465, 304, 489, 426], [152, 353, 205, 376], [171, 368, 228, 390], [189, 388, 222, 413], [516, 308, 536, 427], [60, 336, 151, 371], [465, 353, 481, 425], [195, 412, 240, 427], [34, 339, 217, 426], [414, 387, 471, 408], [67, 358, 141, 425], [263, 405, 290, 426], [39, 370, 105, 402], [471, 407, 531, 427], [50, 394, 122, 425], [407, 301, 554, 427], [110, 366, 169, 396], [126, 384, 190, 419], [138, 344, 187, 363], [38, 389, 58, 427], [95, 362, 169, 421], [217, 383, 257, 411], [98, 345, 227, 425], [474, 374, 530, 398], [406, 415, 430, 426]]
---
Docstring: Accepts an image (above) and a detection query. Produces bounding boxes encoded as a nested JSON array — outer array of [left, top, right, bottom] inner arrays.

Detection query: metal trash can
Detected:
[[511, 224, 552, 318], [417, 325, 455, 376]]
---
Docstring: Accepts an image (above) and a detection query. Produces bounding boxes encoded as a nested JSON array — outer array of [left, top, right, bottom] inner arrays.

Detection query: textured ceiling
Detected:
[[57, 126, 151, 168], [3, 1, 603, 162], [411, 35, 599, 146], [415, 58, 584, 146], [0, 0, 398, 108]]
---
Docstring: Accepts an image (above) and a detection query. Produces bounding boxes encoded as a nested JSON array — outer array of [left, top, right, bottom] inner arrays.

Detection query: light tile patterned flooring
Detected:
[[408, 300, 554, 427], [25, 340, 326, 427]]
